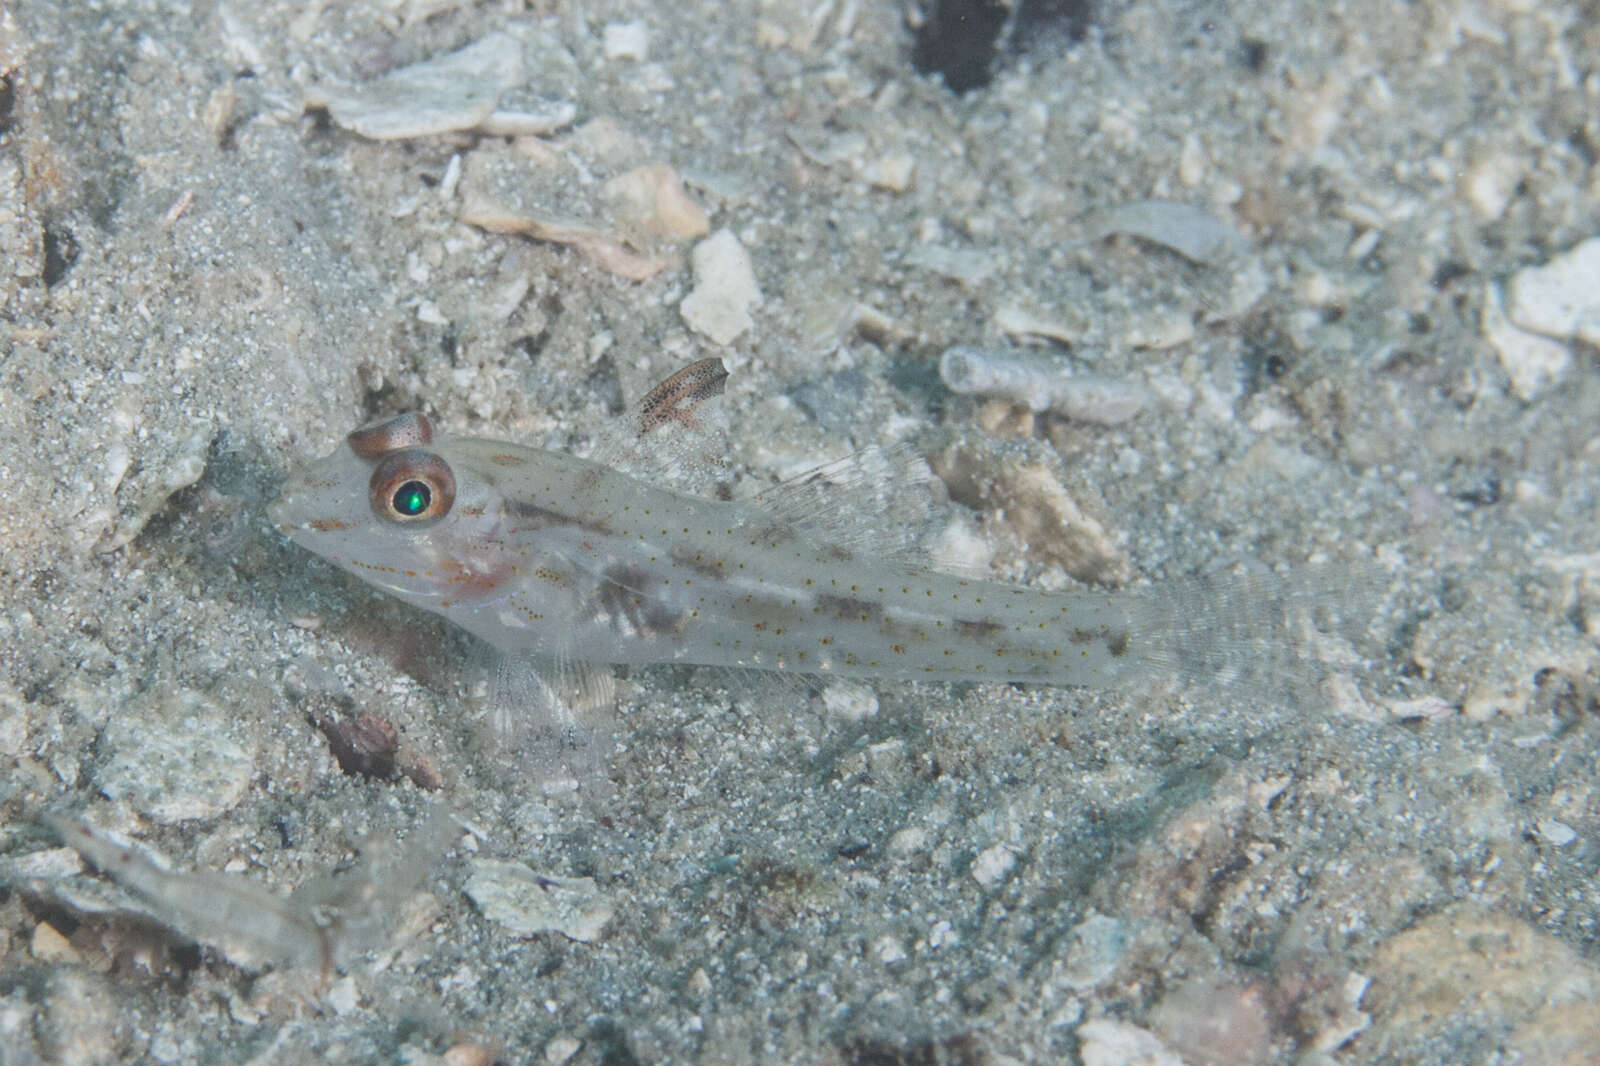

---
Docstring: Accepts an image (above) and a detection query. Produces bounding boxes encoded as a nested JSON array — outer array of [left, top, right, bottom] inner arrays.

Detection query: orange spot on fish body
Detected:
[[438, 555, 515, 598]]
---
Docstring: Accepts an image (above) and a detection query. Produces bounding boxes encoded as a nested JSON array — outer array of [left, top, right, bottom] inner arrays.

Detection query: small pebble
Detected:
[[324, 976, 360, 1015], [1461, 153, 1520, 221], [1507, 237, 1600, 345], [544, 1035, 582, 1064], [680, 229, 763, 344], [0, 702, 27, 755], [93, 690, 253, 824], [1061, 913, 1127, 989], [1482, 282, 1570, 400], [970, 843, 1017, 888], [465, 860, 614, 943], [887, 826, 929, 859], [862, 152, 915, 193], [444, 1043, 500, 1066], [1534, 819, 1577, 847], [1076, 1019, 1184, 1066], [603, 21, 649, 62], [31, 921, 80, 964]]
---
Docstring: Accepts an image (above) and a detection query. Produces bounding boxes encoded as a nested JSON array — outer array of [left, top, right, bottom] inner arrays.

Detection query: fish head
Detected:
[[271, 413, 509, 607]]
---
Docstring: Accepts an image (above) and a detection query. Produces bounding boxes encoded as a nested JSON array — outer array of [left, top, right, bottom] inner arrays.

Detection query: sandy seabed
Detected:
[[1, 1, 1598, 1064]]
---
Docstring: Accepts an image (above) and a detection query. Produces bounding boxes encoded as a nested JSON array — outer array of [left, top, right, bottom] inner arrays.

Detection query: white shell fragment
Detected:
[[476, 103, 579, 138], [1061, 913, 1128, 989], [1482, 282, 1571, 401], [1534, 819, 1577, 847], [862, 152, 916, 193], [940, 345, 1148, 425], [993, 304, 1085, 345], [465, 859, 614, 943], [1076, 1021, 1185, 1066], [1090, 199, 1244, 265], [1123, 309, 1196, 350], [602, 20, 650, 62], [970, 843, 1017, 888], [1506, 237, 1600, 346], [903, 244, 995, 286], [307, 33, 526, 140], [680, 229, 763, 344]]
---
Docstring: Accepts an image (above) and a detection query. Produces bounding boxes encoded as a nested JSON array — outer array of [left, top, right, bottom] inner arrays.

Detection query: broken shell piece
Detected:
[[1482, 282, 1570, 401], [903, 244, 995, 287], [476, 102, 578, 137], [680, 229, 763, 344], [1090, 199, 1244, 265], [602, 20, 649, 61], [1383, 695, 1457, 721], [461, 203, 667, 281], [931, 439, 1131, 586], [602, 164, 710, 240], [443, 1045, 501, 1066], [1506, 236, 1600, 345], [464, 859, 613, 943], [994, 304, 1086, 345], [307, 33, 525, 140], [940, 346, 1148, 426], [862, 152, 915, 193], [1123, 309, 1196, 350]]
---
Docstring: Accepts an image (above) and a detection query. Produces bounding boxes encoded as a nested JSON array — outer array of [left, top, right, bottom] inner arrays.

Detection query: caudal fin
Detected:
[[1117, 561, 1389, 710]]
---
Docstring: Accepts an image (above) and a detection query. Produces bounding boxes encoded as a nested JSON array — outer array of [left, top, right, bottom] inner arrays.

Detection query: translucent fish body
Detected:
[[272, 361, 1355, 695], [271, 431, 1163, 684]]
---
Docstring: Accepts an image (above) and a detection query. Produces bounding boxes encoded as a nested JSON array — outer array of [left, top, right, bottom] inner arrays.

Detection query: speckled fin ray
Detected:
[[484, 652, 618, 799], [587, 357, 733, 498], [752, 440, 952, 565], [587, 359, 957, 565], [634, 357, 729, 438]]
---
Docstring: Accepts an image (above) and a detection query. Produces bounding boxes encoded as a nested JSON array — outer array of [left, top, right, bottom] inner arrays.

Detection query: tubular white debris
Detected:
[[939, 345, 1148, 425]]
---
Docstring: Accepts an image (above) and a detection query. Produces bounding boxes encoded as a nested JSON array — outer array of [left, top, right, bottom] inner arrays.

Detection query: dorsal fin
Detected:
[[586, 358, 733, 499]]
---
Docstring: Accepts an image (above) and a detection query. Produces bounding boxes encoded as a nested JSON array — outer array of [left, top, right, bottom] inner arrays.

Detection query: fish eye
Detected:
[[392, 480, 432, 517], [369, 449, 455, 524]]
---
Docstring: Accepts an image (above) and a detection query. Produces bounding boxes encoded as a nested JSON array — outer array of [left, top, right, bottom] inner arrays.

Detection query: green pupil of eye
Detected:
[[394, 481, 431, 517]]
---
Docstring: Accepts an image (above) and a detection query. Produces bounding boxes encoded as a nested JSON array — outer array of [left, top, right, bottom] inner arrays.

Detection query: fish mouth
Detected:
[[266, 483, 302, 535], [266, 491, 292, 533], [267, 475, 327, 538]]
